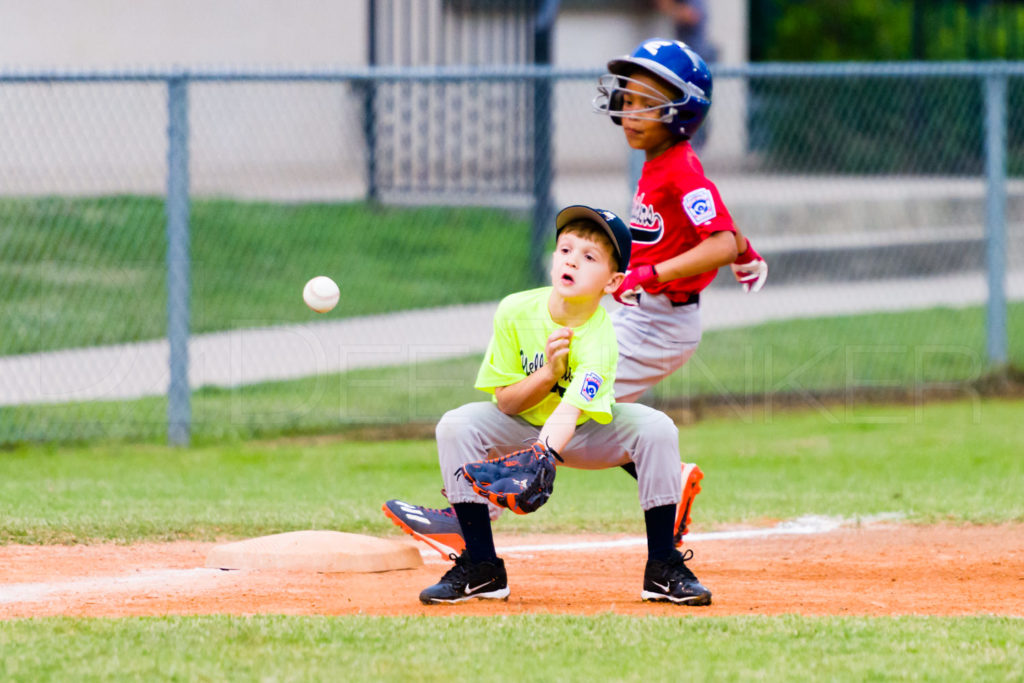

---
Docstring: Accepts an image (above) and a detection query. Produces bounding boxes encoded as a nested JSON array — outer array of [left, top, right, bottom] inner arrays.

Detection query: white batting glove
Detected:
[[731, 239, 768, 293]]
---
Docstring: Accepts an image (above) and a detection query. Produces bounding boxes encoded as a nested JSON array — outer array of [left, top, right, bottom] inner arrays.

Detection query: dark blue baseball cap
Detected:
[[555, 205, 632, 271]]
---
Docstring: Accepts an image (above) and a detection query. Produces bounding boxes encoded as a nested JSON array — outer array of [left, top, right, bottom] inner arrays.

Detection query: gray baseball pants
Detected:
[[611, 292, 701, 403], [437, 401, 681, 511]]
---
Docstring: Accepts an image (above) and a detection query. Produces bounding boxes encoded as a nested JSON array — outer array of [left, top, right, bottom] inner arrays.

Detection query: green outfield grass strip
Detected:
[[0, 197, 534, 355], [0, 614, 1022, 681], [655, 302, 1024, 400], [1, 399, 1022, 544], [3, 303, 1023, 447]]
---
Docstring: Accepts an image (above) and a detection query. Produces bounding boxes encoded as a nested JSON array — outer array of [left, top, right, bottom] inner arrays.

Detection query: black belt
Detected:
[[636, 292, 700, 307], [670, 292, 700, 307]]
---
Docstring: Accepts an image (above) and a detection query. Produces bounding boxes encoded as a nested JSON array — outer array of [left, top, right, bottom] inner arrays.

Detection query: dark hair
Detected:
[[558, 219, 620, 271]]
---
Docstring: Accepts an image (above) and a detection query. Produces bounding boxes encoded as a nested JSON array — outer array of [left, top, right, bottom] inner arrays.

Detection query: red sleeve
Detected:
[[679, 179, 736, 240]]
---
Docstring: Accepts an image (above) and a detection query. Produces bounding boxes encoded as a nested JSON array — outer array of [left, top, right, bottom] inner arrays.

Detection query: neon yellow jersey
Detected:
[[475, 287, 618, 426]]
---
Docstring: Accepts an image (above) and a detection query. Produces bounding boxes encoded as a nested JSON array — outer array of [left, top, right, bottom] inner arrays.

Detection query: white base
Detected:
[[204, 530, 423, 573]]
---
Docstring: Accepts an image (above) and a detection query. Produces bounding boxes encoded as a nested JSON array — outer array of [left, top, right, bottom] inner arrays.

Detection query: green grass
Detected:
[[3, 303, 1022, 446], [657, 302, 1024, 398], [0, 197, 533, 355], [3, 165, 1022, 683], [2, 398, 1022, 544], [2, 399, 1022, 681], [1, 615, 1021, 682]]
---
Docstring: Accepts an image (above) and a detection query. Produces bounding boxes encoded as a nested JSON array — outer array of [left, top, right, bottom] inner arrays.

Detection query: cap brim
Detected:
[[555, 205, 625, 265]]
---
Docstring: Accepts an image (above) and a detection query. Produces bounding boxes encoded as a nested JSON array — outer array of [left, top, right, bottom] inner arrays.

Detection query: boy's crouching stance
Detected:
[[418, 205, 711, 606]]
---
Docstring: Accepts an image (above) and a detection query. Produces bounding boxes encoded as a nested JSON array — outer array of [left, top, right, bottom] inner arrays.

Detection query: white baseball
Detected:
[[302, 275, 340, 313]]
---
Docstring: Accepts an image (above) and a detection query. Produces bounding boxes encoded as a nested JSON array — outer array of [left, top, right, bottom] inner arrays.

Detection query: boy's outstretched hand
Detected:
[[731, 239, 768, 293]]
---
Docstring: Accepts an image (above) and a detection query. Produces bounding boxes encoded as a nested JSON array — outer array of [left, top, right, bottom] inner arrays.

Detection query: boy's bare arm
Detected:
[[652, 230, 738, 282], [493, 370, 558, 415], [733, 227, 748, 254], [538, 401, 583, 454]]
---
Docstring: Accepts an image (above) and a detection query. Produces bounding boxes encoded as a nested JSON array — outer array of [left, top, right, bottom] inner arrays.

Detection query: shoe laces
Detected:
[[667, 548, 698, 582], [440, 552, 471, 583]]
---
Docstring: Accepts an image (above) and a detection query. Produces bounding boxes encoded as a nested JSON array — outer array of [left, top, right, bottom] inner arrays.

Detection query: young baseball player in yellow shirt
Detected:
[[417, 205, 711, 606], [387, 40, 767, 559]]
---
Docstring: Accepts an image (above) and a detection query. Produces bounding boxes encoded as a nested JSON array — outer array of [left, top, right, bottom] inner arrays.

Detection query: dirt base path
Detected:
[[2, 524, 1022, 619]]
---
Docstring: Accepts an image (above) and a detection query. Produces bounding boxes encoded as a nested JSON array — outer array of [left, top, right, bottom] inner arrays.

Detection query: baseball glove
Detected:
[[458, 441, 561, 514]]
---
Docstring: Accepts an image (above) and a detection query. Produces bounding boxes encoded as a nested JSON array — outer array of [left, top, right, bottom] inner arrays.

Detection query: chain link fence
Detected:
[[1, 63, 1021, 445]]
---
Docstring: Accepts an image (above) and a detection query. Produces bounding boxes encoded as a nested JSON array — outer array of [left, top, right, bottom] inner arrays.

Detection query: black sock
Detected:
[[644, 504, 676, 562], [453, 502, 498, 563]]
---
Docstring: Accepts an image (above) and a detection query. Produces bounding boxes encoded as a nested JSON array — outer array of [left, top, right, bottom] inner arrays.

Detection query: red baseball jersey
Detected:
[[628, 141, 737, 300]]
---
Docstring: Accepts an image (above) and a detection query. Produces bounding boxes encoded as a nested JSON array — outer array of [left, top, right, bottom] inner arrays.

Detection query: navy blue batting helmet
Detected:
[[594, 38, 712, 139]]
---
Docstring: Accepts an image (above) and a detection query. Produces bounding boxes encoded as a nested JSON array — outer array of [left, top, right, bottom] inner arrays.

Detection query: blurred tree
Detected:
[[750, 0, 1024, 61], [746, 0, 1024, 175], [765, 0, 912, 61]]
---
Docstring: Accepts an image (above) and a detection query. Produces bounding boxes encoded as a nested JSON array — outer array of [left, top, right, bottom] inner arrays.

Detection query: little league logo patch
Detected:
[[682, 187, 717, 225], [579, 371, 603, 402]]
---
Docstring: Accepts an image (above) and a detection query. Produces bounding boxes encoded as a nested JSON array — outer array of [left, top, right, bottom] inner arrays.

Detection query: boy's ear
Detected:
[[604, 271, 625, 294]]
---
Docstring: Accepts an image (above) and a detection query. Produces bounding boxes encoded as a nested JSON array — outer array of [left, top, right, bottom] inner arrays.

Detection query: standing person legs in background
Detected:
[[654, 0, 716, 151]]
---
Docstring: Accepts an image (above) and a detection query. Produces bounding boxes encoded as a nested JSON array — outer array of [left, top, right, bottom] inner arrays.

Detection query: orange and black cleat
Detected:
[[383, 499, 465, 560]]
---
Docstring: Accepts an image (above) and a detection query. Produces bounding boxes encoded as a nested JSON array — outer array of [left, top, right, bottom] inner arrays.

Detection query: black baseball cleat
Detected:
[[641, 549, 712, 606], [383, 499, 465, 560], [419, 552, 510, 605]]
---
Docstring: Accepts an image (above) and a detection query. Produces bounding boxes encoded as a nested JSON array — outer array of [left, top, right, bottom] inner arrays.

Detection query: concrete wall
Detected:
[[554, 2, 749, 173], [0, 1, 744, 70], [0, 1, 748, 199], [0, 0, 365, 68], [703, 0, 748, 162], [0, 1, 370, 198]]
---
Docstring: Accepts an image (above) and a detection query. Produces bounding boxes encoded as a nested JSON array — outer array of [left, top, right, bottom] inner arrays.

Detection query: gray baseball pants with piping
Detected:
[[610, 291, 701, 403], [437, 401, 681, 511]]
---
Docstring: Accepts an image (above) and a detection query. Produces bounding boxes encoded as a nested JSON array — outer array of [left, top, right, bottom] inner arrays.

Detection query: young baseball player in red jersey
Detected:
[[384, 38, 766, 561], [600, 38, 766, 386]]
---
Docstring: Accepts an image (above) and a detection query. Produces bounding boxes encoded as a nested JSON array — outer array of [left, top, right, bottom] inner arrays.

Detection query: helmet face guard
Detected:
[[592, 38, 712, 139], [593, 73, 703, 125]]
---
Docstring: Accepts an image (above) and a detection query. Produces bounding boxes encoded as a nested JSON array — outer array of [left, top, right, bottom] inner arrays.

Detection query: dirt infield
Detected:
[[2, 523, 1022, 619]]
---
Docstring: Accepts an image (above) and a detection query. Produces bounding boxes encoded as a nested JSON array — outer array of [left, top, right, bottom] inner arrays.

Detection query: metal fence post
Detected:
[[531, 77, 554, 283], [628, 149, 644, 200], [530, 1, 560, 283], [166, 75, 191, 445], [983, 72, 1008, 368], [364, 0, 378, 202]]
